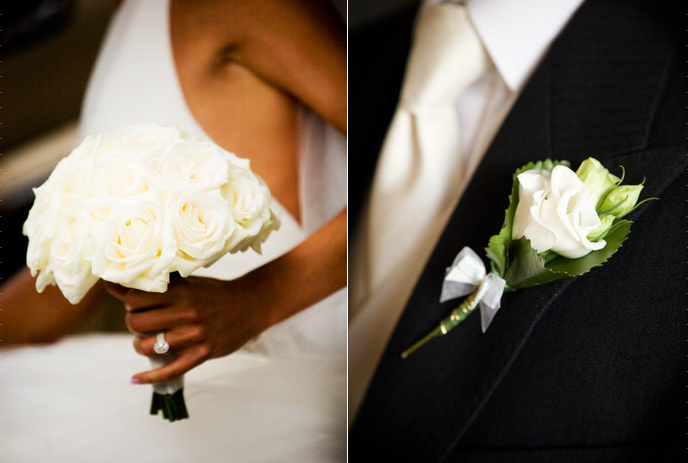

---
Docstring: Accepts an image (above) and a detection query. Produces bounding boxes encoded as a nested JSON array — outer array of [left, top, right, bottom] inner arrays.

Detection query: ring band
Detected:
[[153, 332, 170, 355]]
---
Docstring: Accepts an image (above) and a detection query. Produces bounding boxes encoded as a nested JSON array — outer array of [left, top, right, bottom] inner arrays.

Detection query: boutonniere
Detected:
[[402, 158, 654, 358]]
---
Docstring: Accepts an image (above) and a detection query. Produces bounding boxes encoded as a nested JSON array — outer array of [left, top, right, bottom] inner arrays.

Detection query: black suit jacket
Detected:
[[349, 0, 686, 461]]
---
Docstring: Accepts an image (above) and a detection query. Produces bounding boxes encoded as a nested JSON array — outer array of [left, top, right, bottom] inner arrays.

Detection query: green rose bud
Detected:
[[576, 157, 620, 208], [600, 184, 644, 218], [587, 214, 615, 241]]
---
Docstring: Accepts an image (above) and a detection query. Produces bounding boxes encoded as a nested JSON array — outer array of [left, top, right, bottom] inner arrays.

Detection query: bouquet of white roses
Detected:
[[403, 157, 652, 358], [23, 123, 280, 420]]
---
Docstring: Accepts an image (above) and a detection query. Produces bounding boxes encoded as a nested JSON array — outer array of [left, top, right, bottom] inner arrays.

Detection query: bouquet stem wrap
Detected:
[[149, 354, 188, 421]]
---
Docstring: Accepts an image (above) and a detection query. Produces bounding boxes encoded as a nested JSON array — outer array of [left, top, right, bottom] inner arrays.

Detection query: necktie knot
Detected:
[[399, 3, 488, 110]]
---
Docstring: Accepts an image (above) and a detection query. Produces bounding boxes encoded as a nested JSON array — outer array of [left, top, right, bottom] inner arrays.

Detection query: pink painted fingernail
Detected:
[[131, 377, 142, 384]]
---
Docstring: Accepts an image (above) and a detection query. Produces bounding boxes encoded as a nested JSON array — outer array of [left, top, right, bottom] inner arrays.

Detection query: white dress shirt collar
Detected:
[[424, 0, 586, 91]]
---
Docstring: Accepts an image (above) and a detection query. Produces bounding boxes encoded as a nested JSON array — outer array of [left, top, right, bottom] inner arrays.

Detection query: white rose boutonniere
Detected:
[[403, 158, 653, 358], [512, 166, 606, 259], [22, 123, 281, 421]]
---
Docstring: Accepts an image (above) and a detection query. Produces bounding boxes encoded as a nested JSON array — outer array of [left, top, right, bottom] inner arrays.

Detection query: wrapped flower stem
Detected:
[[402, 281, 489, 359], [150, 389, 188, 422], [149, 354, 188, 422]]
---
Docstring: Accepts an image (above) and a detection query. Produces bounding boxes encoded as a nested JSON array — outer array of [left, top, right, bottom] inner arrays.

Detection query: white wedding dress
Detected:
[[1, 1, 346, 462]]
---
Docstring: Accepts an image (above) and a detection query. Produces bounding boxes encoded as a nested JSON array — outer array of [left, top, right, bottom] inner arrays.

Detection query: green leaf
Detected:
[[485, 159, 570, 277], [546, 220, 632, 275], [504, 220, 632, 289], [504, 238, 566, 289]]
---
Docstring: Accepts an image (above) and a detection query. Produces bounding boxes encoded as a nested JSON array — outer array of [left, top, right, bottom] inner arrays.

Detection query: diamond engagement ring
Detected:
[[154, 332, 170, 355]]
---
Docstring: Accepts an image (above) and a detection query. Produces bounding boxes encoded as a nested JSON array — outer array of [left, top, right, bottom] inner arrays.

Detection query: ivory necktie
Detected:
[[350, 2, 490, 418], [353, 3, 489, 306]]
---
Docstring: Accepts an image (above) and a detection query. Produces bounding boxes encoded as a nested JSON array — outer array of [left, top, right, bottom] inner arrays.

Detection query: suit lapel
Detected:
[[350, 0, 680, 461]]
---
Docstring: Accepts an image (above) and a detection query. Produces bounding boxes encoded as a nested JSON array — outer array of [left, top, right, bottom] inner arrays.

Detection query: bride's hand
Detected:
[[106, 208, 346, 384], [105, 274, 274, 384]]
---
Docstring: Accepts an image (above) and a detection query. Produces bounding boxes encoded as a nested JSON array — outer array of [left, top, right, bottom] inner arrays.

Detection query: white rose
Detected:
[[145, 140, 229, 192], [54, 131, 158, 223], [92, 199, 176, 292], [49, 135, 102, 180], [221, 169, 271, 236], [48, 206, 99, 304], [249, 208, 281, 254], [78, 153, 152, 222], [222, 150, 251, 171], [86, 154, 148, 198], [170, 191, 241, 277], [512, 165, 605, 259], [24, 183, 98, 303], [110, 124, 191, 147], [23, 183, 60, 290]]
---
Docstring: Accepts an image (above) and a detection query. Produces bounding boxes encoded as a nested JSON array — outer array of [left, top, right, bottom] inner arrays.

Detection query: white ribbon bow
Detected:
[[440, 247, 506, 333]]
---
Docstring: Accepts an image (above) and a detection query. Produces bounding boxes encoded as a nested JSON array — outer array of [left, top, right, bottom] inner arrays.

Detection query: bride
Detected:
[[0, 0, 346, 461]]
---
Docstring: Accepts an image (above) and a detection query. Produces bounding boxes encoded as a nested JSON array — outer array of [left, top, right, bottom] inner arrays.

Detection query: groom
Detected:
[[349, 0, 686, 461]]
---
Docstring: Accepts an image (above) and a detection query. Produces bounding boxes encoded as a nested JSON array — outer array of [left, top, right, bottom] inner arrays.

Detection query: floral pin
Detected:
[[402, 158, 653, 358]]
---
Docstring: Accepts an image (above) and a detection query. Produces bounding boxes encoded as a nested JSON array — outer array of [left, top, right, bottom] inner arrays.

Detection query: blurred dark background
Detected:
[[348, 0, 415, 29], [0, 0, 114, 284]]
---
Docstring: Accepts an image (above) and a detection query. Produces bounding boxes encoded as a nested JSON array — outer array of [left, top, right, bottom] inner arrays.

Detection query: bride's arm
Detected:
[[0, 270, 105, 344]]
